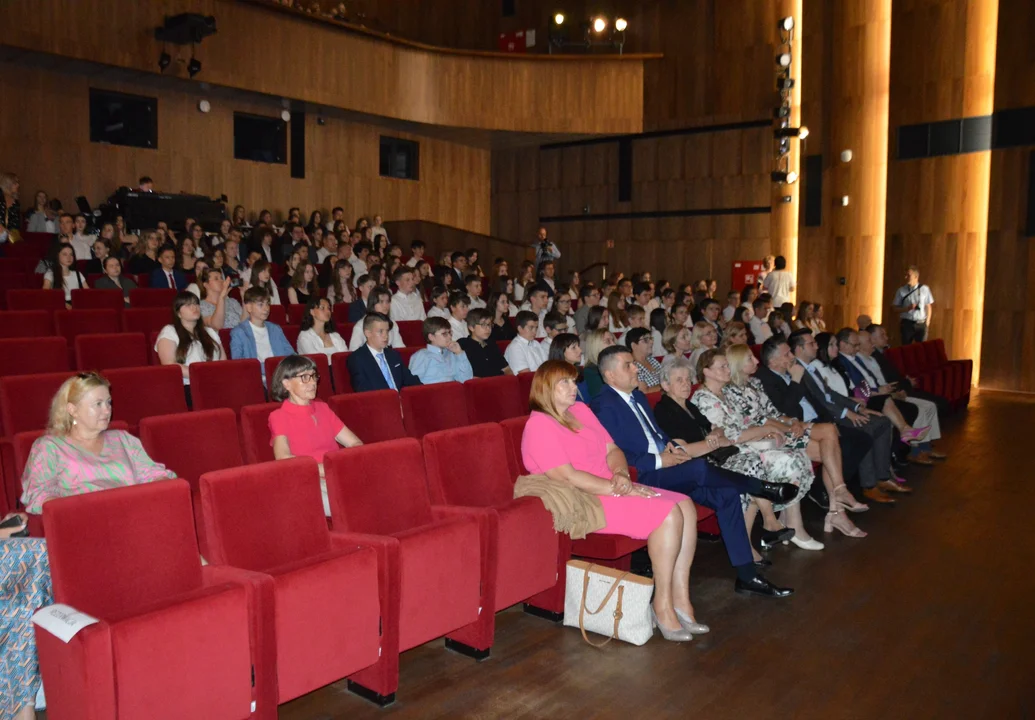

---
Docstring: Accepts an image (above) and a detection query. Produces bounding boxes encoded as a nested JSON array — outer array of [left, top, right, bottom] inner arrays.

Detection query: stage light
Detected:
[[777, 52, 791, 68], [158, 51, 171, 72], [592, 17, 607, 33], [187, 56, 201, 78], [771, 170, 798, 184], [554, 13, 565, 25], [777, 77, 795, 91], [197, 99, 211, 113], [775, 126, 809, 139], [779, 16, 794, 31], [615, 17, 628, 32]]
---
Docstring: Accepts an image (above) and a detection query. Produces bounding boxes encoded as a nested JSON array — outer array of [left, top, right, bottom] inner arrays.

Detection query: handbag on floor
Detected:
[[563, 559, 654, 647]]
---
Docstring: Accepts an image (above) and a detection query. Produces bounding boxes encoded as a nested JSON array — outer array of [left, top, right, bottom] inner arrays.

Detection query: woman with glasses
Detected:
[[268, 355, 363, 516]]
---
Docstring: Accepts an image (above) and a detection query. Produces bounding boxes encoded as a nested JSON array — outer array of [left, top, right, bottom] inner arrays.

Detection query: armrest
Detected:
[[329, 532, 401, 654], [432, 506, 498, 617], [35, 620, 116, 719]]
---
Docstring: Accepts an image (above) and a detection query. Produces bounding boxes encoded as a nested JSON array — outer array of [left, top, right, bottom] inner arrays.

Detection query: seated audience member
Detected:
[[750, 296, 774, 342], [769, 310, 791, 339], [540, 311, 570, 356], [177, 237, 199, 274], [866, 323, 951, 416], [200, 268, 245, 330], [460, 308, 512, 377], [811, 303, 827, 332], [697, 298, 723, 341], [487, 291, 517, 341], [733, 306, 756, 342], [426, 285, 451, 320], [408, 317, 474, 384], [650, 309, 669, 356], [584, 305, 611, 337], [346, 313, 422, 392], [547, 332, 583, 368], [687, 321, 720, 381], [349, 286, 404, 350], [670, 302, 690, 329], [607, 292, 629, 337], [243, 258, 282, 305], [589, 345, 796, 597], [21, 372, 175, 514], [279, 252, 301, 290], [661, 324, 692, 364], [326, 257, 355, 306], [287, 262, 318, 306], [127, 230, 162, 275], [298, 297, 349, 359], [505, 310, 548, 374], [521, 361, 702, 641], [465, 275, 486, 310], [406, 239, 426, 267], [85, 237, 111, 274], [41, 242, 86, 307], [269, 355, 362, 515], [349, 274, 377, 322], [574, 285, 601, 334], [521, 286, 551, 339], [741, 284, 758, 311], [70, 214, 96, 261], [581, 328, 617, 400], [94, 255, 137, 304], [447, 292, 471, 340], [721, 321, 749, 350], [722, 290, 741, 322], [792, 301, 814, 331], [156, 291, 225, 406], [390, 266, 426, 321], [625, 305, 647, 332], [857, 314, 872, 332], [230, 287, 293, 381], [1, 516, 49, 720], [552, 292, 577, 331], [150, 246, 189, 290], [625, 327, 662, 393], [185, 259, 209, 299]]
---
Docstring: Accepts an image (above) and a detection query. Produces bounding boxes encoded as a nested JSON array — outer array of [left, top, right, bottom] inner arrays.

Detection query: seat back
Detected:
[[239, 402, 280, 464], [264, 354, 332, 401], [327, 390, 405, 444], [282, 324, 300, 349], [500, 415, 530, 478], [266, 305, 287, 325], [0, 337, 69, 377], [922, 340, 943, 370], [129, 288, 178, 307], [463, 375, 525, 424], [0, 310, 53, 338], [645, 391, 662, 409], [930, 338, 950, 365], [324, 438, 433, 535], [400, 383, 469, 439], [900, 343, 924, 376], [423, 423, 515, 507], [217, 329, 233, 359], [395, 320, 424, 347], [75, 333, 148, 371], [43, 479, 202, 618], [397, 346, 421, 368], [330, 351, 353, 393], [189, 359, 266, 413], [285, 305, 306, 325], [6, 289, 66, 312], [54, 309, 121, 347], [200, 457, 331, 570], [139, 409, 243, 490], [70, 289, 125, 311], [122, 307, 172, 335], [0, 371, 75, 436], [107, 365, 188, 429], [516, 372, 535, 403]]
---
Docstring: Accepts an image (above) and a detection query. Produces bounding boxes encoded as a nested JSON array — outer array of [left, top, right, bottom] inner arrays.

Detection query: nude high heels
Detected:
[[674, 608, 711, 635], [650, 605, 694, 642], [824, 508, 868, 538], [833, 484, 869, 513]]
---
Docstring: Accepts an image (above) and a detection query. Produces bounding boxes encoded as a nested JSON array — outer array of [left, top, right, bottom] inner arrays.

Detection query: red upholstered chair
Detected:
[[422, 424, 560, 628], [395, 320, 424, 347], [463, 375, 526, 424], [400, 383, 469, 438], [218, 328, 233, 359], [331, 303, 350, 326], [267, 305, 287, 326], [0, 337, 69, 377], [6, 289, 66, 312], [645, 391, 662, 409], [121, 307, 171, 335], [327, 390, 406, 444], [75, 332, 148, 371], [285, 305, 306, 325], [0, 257, 36, 273], [71, 288, 125, 311], [0, 310, 53, 338], [240, 402, 280, 464], [495, 340, 509, 355], [129, 288, 178, 307], [396, 346, 421, 368], [0, 371, 75, 436], [190, 359, 267, 413], [323, 440, 484, 703], [280, 324, 300, 349], [199, 458, 383, 708], [331, 351, 353, 393], [37, 480, 269, 720], [929, 338, 972, 407], [263, 354, 332, 401], [106, 365, 188, 432], [516, 371, 535, 404], [749, 344, 762, 360], [54, 310, 121, 365]]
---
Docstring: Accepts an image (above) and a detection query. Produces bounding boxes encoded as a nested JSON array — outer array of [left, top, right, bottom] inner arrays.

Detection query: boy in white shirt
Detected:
[[504, 311, 548, 374], [447, 292, 471, 340]]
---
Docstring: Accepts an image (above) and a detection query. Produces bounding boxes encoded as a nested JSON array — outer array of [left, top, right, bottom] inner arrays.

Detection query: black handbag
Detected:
[[704, 445, 740, 465]]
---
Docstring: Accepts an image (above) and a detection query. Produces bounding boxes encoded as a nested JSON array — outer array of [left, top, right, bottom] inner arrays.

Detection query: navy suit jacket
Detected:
[[149, 267, 188, 290], [346, 344, 422, 392], [590, 385, 670, 476]]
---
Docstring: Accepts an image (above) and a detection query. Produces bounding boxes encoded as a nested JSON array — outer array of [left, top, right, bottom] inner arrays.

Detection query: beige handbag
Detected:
[[563, 559, 654, 647]]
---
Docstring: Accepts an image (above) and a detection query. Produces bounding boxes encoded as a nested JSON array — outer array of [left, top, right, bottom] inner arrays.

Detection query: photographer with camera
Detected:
[[533, 226, 561, 270]]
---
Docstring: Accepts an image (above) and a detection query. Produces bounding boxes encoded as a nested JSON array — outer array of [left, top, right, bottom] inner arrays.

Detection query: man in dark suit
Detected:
[[347, 312, 422, 392], [449, 251, 468, 288], [866, 323, 951, 416], [149, 246, 188, 290], [591, 345, 796, 598], [787, 329, 903, 505], [835, 327, 919, 425]]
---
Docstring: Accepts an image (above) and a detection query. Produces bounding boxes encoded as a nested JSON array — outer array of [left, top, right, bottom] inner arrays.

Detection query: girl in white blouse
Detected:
[[42, 242, 86, 306], [297, 298, 349, 359], [155, 292, 225, 404]]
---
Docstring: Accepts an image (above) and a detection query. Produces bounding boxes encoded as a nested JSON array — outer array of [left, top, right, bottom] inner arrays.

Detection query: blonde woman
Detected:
[[661, 324, 692, 365], [581, 328, 617, 400], [687, 321, 719, 382], [721, 321, 749, 350]]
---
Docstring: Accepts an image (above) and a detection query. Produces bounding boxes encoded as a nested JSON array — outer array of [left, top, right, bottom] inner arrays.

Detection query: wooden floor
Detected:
[[277, 391, 1033, 718]]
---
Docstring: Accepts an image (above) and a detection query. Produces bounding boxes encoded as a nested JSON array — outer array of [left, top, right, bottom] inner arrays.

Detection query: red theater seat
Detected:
[[54, 310, 121, 355], [37, 480, 264, 720], [0, 337, 69, 377], [463, 375, 525, 424], [396, 346, 421, 368], [129, 288, 178, 308], [281, 324, 300, 349], [70, 288, 126, 311], [0, 371, 75, 436], [122, 307, 171, 335], [6, 289, 66, 312], [516, 371, 535, 403], [106, 365, 188, 431], [267, 305, 287, 326], [75, 333, 148, 371], [395, 320, 424, 347], [330, 351, 353, 393], [263, 354, 331, 401], [400, 383, 468, 438], [0, 310, 54, 338], [327, 391, 406, 444], [190, 359, 266, 414], [199, 458, 382, 707], [645, 391, 662, 409], [239, 402, 280, 465], [285, 305, 306, 325], [324, 440, 484, 703]]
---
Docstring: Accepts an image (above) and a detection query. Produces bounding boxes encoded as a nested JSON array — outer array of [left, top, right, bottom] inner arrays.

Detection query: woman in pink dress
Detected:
[[521, 361, 706, 642]]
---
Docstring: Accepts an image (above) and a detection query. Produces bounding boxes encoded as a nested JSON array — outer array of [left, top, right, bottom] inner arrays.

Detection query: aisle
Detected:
[[278, 390, 1035, 720]]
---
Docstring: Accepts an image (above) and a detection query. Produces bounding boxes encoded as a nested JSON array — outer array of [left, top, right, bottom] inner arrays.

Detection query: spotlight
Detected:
[[771, 170, 798, 184], [615, 17, 628, 32], [779, 16, 794, 31], [281, 110, 292, 122], [158, 51, 171, 72], [554, 13, 565, 25], [187, 56, 201, 78], [777, 52, 791, 68], [773, 106, 790, 119], [777, 77, 795, 91], [197, 99, 211, 113], [775, 126, 809, 139], [592, 17, 607, 33]]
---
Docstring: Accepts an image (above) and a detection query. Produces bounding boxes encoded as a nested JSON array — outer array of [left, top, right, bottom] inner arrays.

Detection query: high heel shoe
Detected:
[[832, 484, 869, 513], [759, 526, 795, 550], [674, 608, 711, 635], [824, 509, 868, 537], [900, 426, 931, 443], [650, 605, 694, 642]]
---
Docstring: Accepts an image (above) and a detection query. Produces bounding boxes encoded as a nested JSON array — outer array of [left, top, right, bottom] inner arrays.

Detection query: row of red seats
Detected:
[[884, 339, 971, 410]]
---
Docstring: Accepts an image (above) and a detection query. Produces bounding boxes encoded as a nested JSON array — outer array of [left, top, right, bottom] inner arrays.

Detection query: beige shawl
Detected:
[[513, 473, 606, 540]]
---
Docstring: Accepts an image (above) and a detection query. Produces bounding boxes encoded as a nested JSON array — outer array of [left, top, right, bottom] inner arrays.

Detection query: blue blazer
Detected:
[[229, 321, 295, 375], [590, 385, 671, 476], [347, 345, 422, 392], [149, 267, 188, 290]]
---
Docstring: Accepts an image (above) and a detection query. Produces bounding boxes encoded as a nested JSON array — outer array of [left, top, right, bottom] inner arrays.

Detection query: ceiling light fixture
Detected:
[[615, 18, 628, 32], [592, 17, 607, 33]]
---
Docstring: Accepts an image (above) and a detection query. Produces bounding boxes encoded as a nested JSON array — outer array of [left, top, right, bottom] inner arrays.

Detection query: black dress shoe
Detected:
[[806, 485, 830, 511], [759, 526, 794, 550], [754, 558, 773, 569], [753, 481, 797, 505], [735, 576, 794, 598]]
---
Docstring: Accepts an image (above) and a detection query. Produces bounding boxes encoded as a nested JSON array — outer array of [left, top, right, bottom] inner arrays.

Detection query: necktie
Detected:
[[167, 271, 174, 288], [376, 352, 396, 390], [628, 396, 664, 452], [854, 356, 880, 386], [806, 364, 834, 401]]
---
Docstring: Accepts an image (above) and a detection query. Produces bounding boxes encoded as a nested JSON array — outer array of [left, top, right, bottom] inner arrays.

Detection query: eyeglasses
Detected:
[[476, 321, 493, 328], [293, 372, 320, 384]]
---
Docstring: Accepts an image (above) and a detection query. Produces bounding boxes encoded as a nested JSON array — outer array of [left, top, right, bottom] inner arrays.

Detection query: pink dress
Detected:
[[521, 402, 687, 539], [268, 400, 345, 462]]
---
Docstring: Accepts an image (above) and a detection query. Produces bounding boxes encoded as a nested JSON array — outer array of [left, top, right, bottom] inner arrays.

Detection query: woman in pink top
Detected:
[[268, 356, 363, 515], [521, 361, 706, 642], [21, 372, 175, 514]]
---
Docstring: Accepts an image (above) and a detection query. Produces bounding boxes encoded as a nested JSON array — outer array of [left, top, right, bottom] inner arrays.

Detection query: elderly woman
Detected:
[[156, 291, 226, 406], [625, 328, 662, 394], [660, 324, 692, 364], [687, 321, 719, 382], [269, 355, 362, 515], [522, 361, 704, 641], [581, 328, 616, 401], [692, 350, 825, 550]]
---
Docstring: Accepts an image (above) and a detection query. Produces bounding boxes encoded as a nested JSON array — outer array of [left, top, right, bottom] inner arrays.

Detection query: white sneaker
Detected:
[[789, 535, 825, 551]]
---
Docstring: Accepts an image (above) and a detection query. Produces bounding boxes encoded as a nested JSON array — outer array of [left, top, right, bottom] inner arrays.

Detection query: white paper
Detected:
[[32, 604, 100, 643]]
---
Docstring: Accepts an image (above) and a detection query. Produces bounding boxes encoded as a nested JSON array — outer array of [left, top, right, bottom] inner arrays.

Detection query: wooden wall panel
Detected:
[[0, 62, 491, 233]]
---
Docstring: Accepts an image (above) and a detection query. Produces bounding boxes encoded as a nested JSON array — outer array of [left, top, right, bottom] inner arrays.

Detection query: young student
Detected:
[[459, 308, 512, 377], [539, 311, 570, 356], [349, 274, 376, 323], [405, 239, 426, 267], [465, 275, 486, 310], [521, 285, 551, 339], [504, 310, 548, 374], [427, 285, 451, 319], [552, 292, 577, 331], [229, 287, 294, 382], [722, 289, 741, 322], [447, 292, 471, 340], [625, 304, 647, 330], [408, 316, 474, 384]]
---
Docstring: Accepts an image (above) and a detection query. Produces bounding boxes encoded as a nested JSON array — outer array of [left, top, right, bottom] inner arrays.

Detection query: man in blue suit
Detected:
[[230, 287, 295, 383], [150, 246, 188, 290], [347, 312, 422, 392], [590, 345, 795, 598]]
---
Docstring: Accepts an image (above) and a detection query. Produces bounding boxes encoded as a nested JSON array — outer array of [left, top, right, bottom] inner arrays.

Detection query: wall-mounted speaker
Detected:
[[290, 110, 305, 179]]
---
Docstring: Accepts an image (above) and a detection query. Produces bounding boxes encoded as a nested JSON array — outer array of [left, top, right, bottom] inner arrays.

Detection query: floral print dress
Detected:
[[1, 538, 51, 718], [691, 379, 814, 512]]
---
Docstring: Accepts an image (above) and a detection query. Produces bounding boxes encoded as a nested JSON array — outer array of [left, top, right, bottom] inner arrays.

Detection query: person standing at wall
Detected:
[[892, 266, 934, 345]]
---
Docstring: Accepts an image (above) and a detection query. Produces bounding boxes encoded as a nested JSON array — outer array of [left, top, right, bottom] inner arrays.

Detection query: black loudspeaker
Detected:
[[1025, 151, 1035, 237], [502, 0, 515, 17], [804, 154, 822, 227], [618, 138, 633, 203], [290, 111, 305, 179]]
